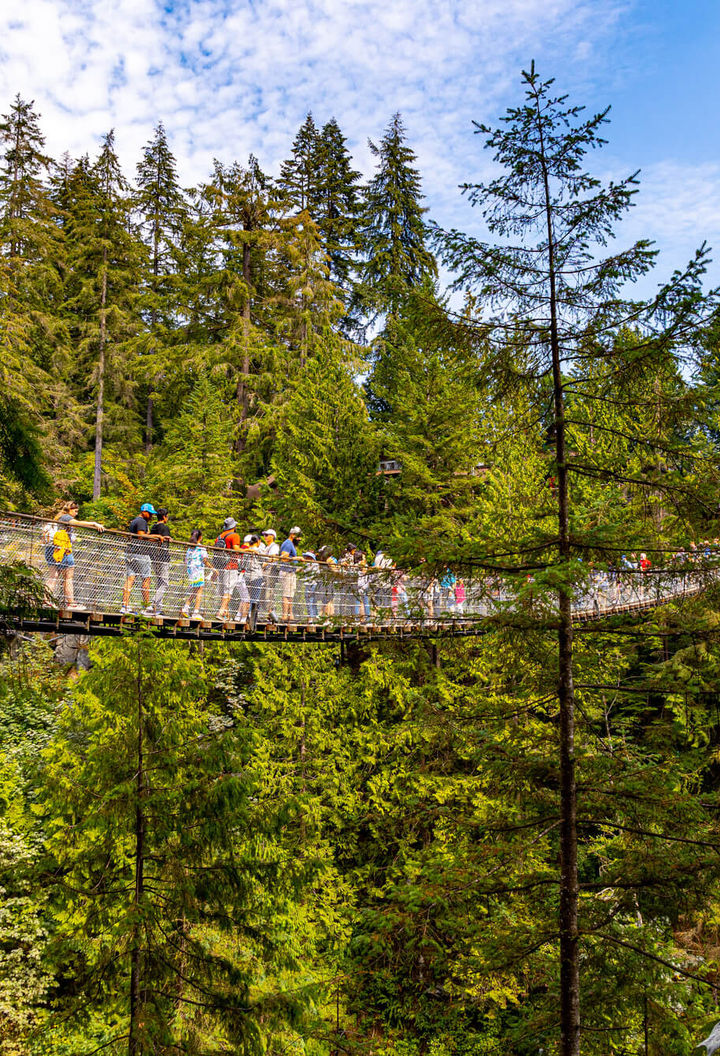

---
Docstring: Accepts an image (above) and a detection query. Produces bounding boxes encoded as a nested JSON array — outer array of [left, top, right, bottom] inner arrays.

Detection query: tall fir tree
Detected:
[[0, 95, 67, 500], [278, 113, 320, 215], [62, 133, 146, 501], [134, 122, 187, 450], [355, 113, 437, 324], [432, 65, 718, 1056], [313, 118, 363, 322]]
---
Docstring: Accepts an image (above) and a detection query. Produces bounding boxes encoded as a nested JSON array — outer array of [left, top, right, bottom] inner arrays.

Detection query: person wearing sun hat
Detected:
[[122, 502, 161, 614], [260, 527, 280, 622]]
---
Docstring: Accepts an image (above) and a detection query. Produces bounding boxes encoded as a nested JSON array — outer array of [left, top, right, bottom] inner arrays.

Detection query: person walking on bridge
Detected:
[[260, 528, 280, 622], [182, 529, 211, 618], [122, 503, 161, 615], [280, 526, 303, 623], [214, 517, 242, 621], [43, 501, 104, 610], [148, 508, 171, 616]]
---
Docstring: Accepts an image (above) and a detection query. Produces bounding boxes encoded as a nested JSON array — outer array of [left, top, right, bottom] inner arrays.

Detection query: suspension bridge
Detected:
[[0, 512, 713, 644]]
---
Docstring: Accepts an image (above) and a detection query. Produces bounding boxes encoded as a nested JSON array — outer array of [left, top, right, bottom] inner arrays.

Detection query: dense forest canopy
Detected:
[[3, 69, 720, 1056]]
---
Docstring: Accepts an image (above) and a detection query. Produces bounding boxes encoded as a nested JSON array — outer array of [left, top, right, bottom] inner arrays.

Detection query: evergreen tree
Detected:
[[367, 287, 486, 552], [63, 134, 146, 500], [278, 113, 320, 215], [314, 118, 363, 319], [134, 122, 187, 450], [0, 95, 67, 499], [433, 65, 718, 1056], [356, 113, 437, 323], [180, 157, 284, 485], [271, 334, 379, 542], [147, 368, 237, 534], [38, 637, 307, 1054]]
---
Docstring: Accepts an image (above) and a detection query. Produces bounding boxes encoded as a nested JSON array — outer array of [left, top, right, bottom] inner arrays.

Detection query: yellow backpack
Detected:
[[52, 528, 72, 563]]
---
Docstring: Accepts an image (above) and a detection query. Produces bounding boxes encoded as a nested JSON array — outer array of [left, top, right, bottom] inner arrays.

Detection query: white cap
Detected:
[[262, 528, 276, 537], [290, 526, 302, 535], [243, 534, 254, 543]]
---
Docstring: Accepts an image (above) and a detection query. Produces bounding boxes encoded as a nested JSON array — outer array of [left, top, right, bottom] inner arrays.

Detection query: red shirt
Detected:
[[222, 531, 241, 569]]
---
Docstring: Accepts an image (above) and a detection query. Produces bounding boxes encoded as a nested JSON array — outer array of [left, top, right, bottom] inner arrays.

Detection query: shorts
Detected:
[[126, 554, 152, 579], [219, 568, 239, 597], [248, 577, 263, 605], [235, 576, 250, 604], [45, 543, 75, 569], [282, 572, 297, 599]]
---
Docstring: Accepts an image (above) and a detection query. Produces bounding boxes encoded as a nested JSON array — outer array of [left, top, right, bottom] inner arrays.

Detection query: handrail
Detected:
[[0, 511, 716, 633]]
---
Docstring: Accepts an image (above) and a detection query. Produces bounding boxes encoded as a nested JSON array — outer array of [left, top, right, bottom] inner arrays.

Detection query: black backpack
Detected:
[[212, 530, 233, 569]]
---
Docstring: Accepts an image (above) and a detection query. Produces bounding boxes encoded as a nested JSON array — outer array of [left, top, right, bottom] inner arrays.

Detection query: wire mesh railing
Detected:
[[0, 512, 715, 633]]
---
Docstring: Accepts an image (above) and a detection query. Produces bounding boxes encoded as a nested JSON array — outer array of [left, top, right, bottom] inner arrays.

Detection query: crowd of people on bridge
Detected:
[[35, 500, 718, 625], [40, 500, 467, 625]]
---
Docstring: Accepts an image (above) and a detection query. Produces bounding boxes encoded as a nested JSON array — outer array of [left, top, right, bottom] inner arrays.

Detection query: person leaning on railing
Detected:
[[121, 503, 165, 615], [42, 500, 105, 610]]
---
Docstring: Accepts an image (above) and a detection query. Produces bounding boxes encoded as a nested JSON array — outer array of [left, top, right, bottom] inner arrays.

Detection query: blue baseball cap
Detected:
[[140, 503, 158, 515]]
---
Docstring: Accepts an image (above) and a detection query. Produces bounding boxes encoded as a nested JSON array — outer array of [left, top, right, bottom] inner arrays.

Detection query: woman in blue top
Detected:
[[182, 529, 210, 619]]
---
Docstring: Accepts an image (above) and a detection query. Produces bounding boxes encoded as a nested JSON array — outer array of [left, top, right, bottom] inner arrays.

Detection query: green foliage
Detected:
[[271, 336, 379, 544], [4, 83, 720, 1056], [356, 112, 437, 321]]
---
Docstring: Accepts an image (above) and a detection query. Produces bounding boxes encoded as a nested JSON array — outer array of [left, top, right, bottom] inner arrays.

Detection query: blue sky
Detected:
[[2, 0, 719, 291]]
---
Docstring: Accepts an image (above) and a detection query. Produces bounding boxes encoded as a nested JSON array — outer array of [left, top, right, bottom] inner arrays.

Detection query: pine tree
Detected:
[[356, 113, 437, 323]]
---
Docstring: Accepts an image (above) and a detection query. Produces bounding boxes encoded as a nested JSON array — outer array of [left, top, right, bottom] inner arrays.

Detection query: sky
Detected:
[[2, 0, 719, 291]]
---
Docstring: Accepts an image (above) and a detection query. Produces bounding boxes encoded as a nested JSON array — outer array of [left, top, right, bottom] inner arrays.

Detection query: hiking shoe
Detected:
[[120, 606, 135, 615], [180, 606, 190, 617], [191, 610, 203, 620], [142, 606, 155, 617]]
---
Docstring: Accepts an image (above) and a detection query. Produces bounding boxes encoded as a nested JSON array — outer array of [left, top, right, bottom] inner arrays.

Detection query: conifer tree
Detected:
[[278, 113, 320, 215], [272, 335, 379, 540], [63, 134, 146, 500], [0, 95, 67, 498], [367, 286, 486, 551], [181, 157, 283, 483], [356, 113, 437, 323], [147, 368, 237, 533], [313, 118, 363, 318], [38, 637, 305, 1054], [433, 65, 718, 1056], [134, 122, 187, 449]]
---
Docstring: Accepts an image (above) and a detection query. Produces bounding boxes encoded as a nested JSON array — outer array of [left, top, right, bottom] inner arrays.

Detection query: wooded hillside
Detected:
[[3, 72, 720, 1055]]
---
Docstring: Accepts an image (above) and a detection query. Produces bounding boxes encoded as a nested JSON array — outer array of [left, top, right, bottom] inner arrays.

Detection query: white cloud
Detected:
[[0, 0, 717, 290]]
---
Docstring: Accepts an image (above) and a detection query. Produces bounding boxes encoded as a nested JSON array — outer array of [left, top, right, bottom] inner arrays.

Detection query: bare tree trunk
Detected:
[[145, 214, 160, 454], [128, 646, 146, 1056], [536, 93, 580, 1056], [93, 251, 108, 501], [236, 240, 252, 455]]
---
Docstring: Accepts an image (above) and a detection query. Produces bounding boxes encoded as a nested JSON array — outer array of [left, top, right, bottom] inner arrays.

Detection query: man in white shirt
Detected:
[[260, 528, 280, 622]]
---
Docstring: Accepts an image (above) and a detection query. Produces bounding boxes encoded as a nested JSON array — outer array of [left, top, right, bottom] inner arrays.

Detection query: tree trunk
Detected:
[[236, 239, 252, 455], [536, 95, 580, 1056], [128, 646, 146, 1056], [93, 250, 108, 502], [145, 214, 160, 454]]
